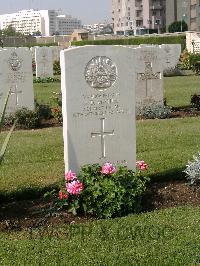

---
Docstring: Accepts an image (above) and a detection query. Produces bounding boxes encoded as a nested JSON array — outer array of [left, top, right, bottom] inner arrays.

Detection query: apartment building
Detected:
[[166, 0, 200, 32], [0, 9, 82, 36], [56, 15, 82, 35], [83, 23, 107, 33], [112, 0, 166, 35]]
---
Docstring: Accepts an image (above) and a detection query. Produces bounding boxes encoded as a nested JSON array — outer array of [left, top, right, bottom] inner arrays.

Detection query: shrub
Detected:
[[72, 35, 186, 51], [163, 66, 184, 77], [32, 60, 36, 74], [184, 153, 200, 185], [191, 94, 200, 110], [51, 92, 62, 123], [137, 102, 172, 119], [179, 50, 191, 70], [14, 108, 41, 129], [180, 51, 200, 73], [55, 162, 149, 219], [34, 77, 60, 83], [35, 103, 52, 119], [168, 21, 188, 33], [53, 60, 61, 75]]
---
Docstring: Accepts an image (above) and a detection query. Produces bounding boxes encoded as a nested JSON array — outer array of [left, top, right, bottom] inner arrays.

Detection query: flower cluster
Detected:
[[59, 161, 148, 201], [59, 170, 84, 200], [101, 162, 116, 175], [136, 161, 148, 170]]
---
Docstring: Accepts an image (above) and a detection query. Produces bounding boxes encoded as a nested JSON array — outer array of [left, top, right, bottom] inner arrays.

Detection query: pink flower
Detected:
[[101, 162, 116, 175], [66, 180, 84, 195], [63, 193, 69, 199], [65, 170, 77, 181], [136, 161, 148, 170], [59, 191, 63, 200]]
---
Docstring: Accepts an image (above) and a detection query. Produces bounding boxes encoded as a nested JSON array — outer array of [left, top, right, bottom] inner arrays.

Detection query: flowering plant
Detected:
[[51, 92, 62, 123], [56, 161, 149, 218], [184, 153, 200, 185]]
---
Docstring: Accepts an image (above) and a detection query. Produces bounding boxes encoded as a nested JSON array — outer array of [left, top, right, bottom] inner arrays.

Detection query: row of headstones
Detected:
[[0, 44, 181, 174], [0, 44, 181, 116], [0, 46, 62, 115], [0, 44, 181, 80], [61, 44, 181, 173]]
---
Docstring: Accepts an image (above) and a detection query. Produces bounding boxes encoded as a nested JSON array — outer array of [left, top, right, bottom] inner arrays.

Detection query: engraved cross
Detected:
[[91, 118, 114, 158], [10, 85, 22, 106], [137, 62, 161, 97]]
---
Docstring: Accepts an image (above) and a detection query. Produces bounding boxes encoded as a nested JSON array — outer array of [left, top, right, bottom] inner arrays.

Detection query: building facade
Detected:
[[83, 23, 106, 33], [112, 0, 166, 35], [166, 0, 200, 32], [0, 9, 82, 36]]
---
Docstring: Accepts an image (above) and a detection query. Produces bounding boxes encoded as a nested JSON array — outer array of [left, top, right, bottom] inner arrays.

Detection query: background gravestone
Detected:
[[35, 47, 53, 78], [160, 44, 182, 75], [0, 48, 34, 114], [61, 45, 136, 173], [134, 45, 164, 106], [50, 46, 63, 62]]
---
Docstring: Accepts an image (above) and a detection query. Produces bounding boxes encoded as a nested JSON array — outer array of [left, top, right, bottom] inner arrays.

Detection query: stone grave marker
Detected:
[[134, 45, 164, 106], [35, 47, 53, 78], [0, 48, 34, 114], [160, 44, 181, 74], [50, 46, 63, 61], [61, 45, 136, 173]]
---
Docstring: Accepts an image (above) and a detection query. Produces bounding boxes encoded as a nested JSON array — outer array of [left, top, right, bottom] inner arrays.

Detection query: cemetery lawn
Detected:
[[164, 75, 200, 107], [33, 75, 200, 109], [0, 117, 199, 200], [0, 206, 200, 265], [34, 81, 61, 107]]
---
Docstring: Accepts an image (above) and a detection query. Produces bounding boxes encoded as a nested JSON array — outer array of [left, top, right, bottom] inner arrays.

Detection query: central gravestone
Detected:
[[61, 46, 136, 172]]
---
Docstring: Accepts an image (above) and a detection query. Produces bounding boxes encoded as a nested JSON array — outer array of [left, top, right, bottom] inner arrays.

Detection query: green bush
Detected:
[[34, 77, 60, 83], [56, 163, 149, 219], [36, 103, 52, 119], [179, 50, 191, 70], [191, 94, 200, 110], [72, 35, 186, 50], [180, 51, 200, 73], [137, 102, 172, 119], [168, 21, 188, 33], [53, 60, 61, 75], [51, 92, 62, 123], [14, 108, 41, 129]]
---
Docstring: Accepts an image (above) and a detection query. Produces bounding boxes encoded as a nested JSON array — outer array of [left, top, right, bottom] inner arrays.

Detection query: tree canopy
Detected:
[[0, 25, 23, 36], [168, 21, 188, 33]]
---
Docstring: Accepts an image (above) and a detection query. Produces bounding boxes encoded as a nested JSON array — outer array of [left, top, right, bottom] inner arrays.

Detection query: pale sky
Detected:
[[0, 0, 111, 24]]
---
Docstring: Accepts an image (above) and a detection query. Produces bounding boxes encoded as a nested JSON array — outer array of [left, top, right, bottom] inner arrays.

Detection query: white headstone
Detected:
[[134, 45, 164, 106], [50, 46, 63, 61], [35, 47, 53, 78], [0, 48, 34, 114], [61, 45, 136, 173], [160, 44, 181, 72]]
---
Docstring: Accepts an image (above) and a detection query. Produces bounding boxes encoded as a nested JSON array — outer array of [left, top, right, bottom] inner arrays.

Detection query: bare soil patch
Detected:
[[0, 180, 199, 232]]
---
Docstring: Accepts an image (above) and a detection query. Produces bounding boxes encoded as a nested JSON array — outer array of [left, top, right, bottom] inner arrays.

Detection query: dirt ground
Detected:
[[0, 180, 199, 232]]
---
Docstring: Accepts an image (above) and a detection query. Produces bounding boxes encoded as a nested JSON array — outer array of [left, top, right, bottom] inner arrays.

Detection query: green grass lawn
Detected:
[[34, 81, 61, 107], [33, 75, 200, 108], [0, 206, 199, 265], [1, 76, 200, 265], [164, 75, 200, 107], [0, 117, 199, 200]]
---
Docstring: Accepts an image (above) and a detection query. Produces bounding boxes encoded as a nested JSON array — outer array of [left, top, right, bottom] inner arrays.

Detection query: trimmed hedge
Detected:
[[72, 35, 186, 50]]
